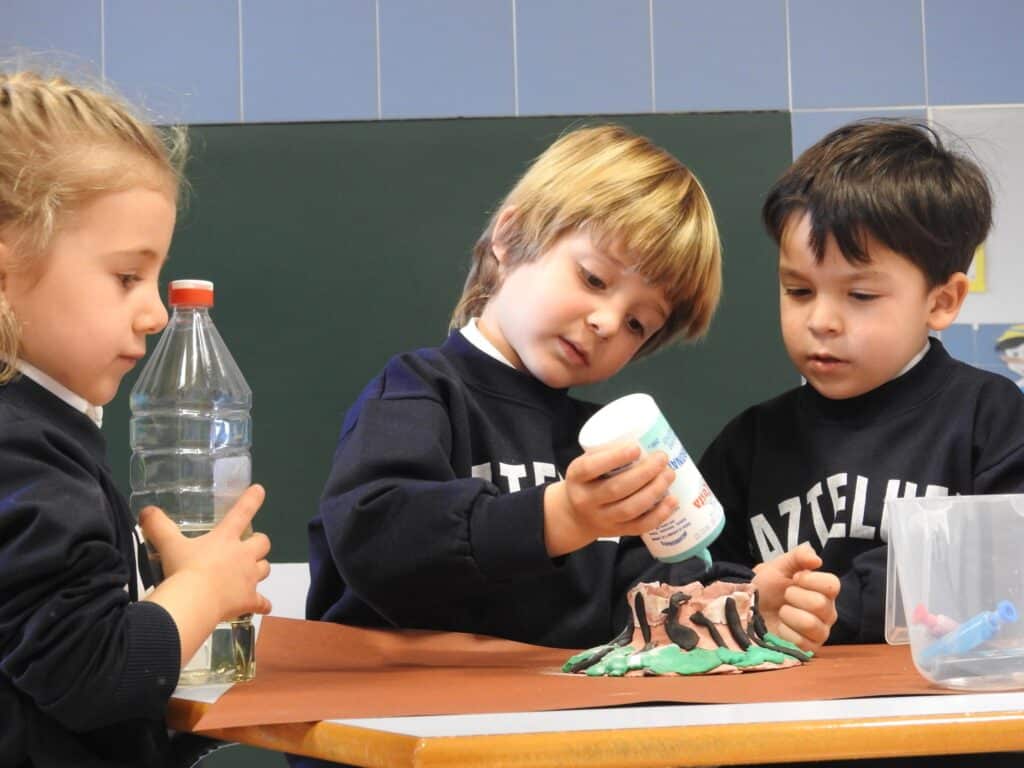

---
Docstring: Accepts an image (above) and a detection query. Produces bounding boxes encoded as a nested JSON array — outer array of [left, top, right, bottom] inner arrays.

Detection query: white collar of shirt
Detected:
[[16, 360, 103, 428], [460, 318, 517, 369], [895, 340, 931, 379]]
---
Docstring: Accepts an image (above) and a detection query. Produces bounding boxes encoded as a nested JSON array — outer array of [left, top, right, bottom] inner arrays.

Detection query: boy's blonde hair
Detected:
[[0, 71, 188, 383], [451, 124, 721, 355]]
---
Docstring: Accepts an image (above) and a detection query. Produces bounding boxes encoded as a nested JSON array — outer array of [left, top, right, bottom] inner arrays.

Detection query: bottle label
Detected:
[[213, 456, 252, 517], [638, 413, 725, 562]]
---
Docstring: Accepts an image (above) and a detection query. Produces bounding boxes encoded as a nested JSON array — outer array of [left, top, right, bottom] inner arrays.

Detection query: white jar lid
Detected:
[[578, 393, 659, 450]]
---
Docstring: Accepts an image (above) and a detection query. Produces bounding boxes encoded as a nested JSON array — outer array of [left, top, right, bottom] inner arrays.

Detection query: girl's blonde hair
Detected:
[[0, 71, 188, 383], [451, 124, 721, 356]]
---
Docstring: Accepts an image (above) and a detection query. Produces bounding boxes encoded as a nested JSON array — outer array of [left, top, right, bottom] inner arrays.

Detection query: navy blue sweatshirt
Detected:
[[699, 339, 1024, 644], [306, 331, 751, 651], [0, 375, 182, 767]]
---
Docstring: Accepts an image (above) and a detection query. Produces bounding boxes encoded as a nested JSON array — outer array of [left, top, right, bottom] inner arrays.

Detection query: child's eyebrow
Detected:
[[594, 249, 670, 319], [106, 248, 168, 263], [650, 297, 670, 321], [845, 269, 889, 281], [779, 264, 889, 283], [597, 249, 629, 271]]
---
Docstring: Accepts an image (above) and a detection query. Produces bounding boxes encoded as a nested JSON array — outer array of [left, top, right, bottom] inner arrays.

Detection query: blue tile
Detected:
[[105, 0, 240, 124], [941, 323, 976, 365], [0, 0, 102, 78], [243, 0, 376, 122], [925, 0, 1024, 105], [791, 108, 927, 158], [789, 0, 925, 109], [653, 0, 787, 111], [379, 0, 513, 119], [517, 0, 651, 116]]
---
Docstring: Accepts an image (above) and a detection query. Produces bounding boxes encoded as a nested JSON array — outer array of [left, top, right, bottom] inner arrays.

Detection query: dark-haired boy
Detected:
[[699, 121, 1024, 644]]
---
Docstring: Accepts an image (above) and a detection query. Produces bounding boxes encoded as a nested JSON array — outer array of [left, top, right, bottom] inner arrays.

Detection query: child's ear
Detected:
[[926, 272, 970, 331], [491, 206, 518, 265]]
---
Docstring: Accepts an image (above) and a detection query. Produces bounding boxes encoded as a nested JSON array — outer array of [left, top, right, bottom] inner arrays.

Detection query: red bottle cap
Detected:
[[168, 279, 214, 307]]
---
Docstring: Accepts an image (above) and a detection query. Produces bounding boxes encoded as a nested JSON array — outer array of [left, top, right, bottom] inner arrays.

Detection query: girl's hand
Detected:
[[752, 542, 840, 652], [543, 442, 677, 557], [140, 484, 272, 621]]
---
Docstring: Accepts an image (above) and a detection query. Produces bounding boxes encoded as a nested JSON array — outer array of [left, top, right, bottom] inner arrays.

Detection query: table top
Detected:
[[169, 686, 1024, 767]]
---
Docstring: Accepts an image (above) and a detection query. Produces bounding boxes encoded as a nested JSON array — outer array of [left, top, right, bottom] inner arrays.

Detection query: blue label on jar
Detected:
[[639, 413, 689, 468]]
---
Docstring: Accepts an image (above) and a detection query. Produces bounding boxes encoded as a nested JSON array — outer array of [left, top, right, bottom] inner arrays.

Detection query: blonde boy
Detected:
[[305, 126, 838, 670]]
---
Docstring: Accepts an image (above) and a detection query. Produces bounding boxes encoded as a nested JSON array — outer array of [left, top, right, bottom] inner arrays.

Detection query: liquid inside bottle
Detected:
[[144, 523, 256, 684], [130, 279, 256, 685]]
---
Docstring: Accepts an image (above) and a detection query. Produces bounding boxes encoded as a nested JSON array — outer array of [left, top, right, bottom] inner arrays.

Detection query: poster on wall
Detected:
[[942, 323, 1024, 392], [933, 108, 1024, 387], [968, 245, 986, 293], [933, 108, 1024, 327]]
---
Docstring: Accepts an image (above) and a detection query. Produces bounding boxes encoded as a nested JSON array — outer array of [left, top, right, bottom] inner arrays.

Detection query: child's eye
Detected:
[[118, 273, 141, 288], [579, 267, 606, 290], [783, 287, 811, 298], [627, 317, 646, 336], [850, 292, 878, 302]]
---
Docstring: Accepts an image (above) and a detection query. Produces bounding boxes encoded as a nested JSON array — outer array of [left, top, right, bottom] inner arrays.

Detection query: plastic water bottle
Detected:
[[129, 279, 255, 685]]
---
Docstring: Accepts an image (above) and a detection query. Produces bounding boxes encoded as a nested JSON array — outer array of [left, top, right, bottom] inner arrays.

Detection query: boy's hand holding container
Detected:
[[573, 394, 725, 565], [544, 442, 677, 558]]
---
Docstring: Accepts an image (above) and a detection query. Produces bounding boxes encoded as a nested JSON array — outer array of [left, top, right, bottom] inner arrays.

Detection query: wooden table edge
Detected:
[[167, 698, 1024, 767]]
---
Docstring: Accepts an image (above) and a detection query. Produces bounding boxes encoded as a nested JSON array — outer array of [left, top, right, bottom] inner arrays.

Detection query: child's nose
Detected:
[[136, 290, 169, 335], [807, 298, 842, 335], [587, 305, 624, 338]]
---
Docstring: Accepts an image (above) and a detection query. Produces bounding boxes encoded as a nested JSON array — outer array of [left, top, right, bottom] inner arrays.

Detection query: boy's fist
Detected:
[[752, 542, 840, 652]]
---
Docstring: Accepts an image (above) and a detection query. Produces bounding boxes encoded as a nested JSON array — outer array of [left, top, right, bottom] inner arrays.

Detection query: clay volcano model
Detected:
[[563, 581, 812, 676]]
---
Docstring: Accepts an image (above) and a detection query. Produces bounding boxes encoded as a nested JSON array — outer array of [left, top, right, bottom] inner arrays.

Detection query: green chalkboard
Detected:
[[99, 110, 794, 768]]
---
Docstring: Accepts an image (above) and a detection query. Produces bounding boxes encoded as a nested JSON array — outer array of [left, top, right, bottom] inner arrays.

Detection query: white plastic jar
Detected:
[[578, 393, 724, 565]]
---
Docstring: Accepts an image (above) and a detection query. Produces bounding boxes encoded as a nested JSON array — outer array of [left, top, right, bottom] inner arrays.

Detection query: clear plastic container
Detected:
[[130, 279, 255, 685], [886, 494, 1024, 690]]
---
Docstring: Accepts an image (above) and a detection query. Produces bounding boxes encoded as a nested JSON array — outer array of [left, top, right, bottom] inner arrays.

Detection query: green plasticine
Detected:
[[714, 647, 747, 665], [640, 645, 723, 675], [719, 645, 787, 667], [585, 645, 636, 677], [764, 632, 813, 657], [562, 645, 605, 673], [576, 643, 793, 676]]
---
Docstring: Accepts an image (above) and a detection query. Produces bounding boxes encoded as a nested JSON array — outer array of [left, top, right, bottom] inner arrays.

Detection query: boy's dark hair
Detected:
[[762, 120, 992, 286]]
